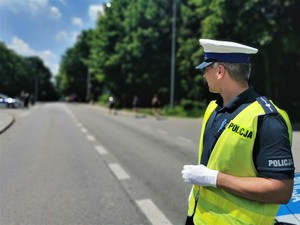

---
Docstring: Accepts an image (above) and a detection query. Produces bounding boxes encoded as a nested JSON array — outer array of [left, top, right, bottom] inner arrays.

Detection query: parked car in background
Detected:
[[275, 172, 300, 224], [0, 93, 22, 108]]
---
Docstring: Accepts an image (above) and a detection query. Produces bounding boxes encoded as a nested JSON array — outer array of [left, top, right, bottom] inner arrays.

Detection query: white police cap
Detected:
[[196, 39, 258, 69]]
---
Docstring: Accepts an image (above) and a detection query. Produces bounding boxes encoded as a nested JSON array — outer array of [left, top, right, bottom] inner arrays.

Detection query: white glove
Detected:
[[182, 164, 219, 187]]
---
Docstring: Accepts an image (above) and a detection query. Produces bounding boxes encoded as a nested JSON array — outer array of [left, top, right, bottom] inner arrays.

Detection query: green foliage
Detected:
[[56, 30, 97, 102], [55, 0, 300, 121], [97, 93, 110, 104], [90, 0, 173, 107], [0, 42, 57, 100], [176, 0, 212, 101], [161, 99, 205, 117]]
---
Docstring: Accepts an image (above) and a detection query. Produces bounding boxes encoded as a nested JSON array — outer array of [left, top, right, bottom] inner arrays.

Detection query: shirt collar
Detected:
[[215, 87, 257, 112]]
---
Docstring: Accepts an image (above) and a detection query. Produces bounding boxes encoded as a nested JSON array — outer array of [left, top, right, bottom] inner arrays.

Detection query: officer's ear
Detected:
[[216, 64, 226, 79]]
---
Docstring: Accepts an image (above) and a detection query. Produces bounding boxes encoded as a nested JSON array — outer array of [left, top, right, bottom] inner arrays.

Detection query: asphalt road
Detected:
[[0, 103, 299, 225]]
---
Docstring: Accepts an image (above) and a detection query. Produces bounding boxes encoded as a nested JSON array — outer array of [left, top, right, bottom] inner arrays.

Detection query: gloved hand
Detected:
[[182, 164, 219, 187]]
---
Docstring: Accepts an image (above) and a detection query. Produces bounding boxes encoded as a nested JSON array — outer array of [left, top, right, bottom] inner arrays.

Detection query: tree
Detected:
[[176, 0, 207, 102], [57, 30, 94, 102], [25, 56, 57, 101], [0, 42, 56, 100], [57, 0, 300, 121], [90, 0, 174, 107], [195, 0, 300, 120]]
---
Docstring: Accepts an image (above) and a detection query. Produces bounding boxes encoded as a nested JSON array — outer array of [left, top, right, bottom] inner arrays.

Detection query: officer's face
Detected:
[[203, 65, 220, 93]]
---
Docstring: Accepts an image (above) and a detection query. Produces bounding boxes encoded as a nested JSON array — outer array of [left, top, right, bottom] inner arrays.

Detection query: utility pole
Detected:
[[170, 0, 177, 108], [86, 68, 91, 102], [34, 75, 39, 101]]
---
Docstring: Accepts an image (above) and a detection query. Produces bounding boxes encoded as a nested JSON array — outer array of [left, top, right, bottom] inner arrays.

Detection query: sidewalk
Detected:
[[0, 111, 15, 134]]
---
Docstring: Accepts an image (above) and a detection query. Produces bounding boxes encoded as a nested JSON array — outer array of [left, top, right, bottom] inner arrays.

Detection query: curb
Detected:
[[0, 112, 15, 134]]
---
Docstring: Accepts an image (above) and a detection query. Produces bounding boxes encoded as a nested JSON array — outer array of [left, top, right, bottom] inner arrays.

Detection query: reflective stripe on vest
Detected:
[[187, 100, 293, 225]]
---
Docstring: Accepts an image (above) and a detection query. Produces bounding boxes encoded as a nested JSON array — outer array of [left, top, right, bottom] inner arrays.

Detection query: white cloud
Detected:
[[59, 0, 66, 5], [89, 4, 104, 22], [55, 30, 80, 45], [0, 0, 12, 7], [0, 0, 48, 14], [8, 36, 58, 75], [0, 0, 61, 21], [28, 0, 48, 14], [55, 31, 69, 42], [71, 31, 80, 43], [72, 17, 83, 26], [9, 36, 37, 55], [49, 6, 61, 20]]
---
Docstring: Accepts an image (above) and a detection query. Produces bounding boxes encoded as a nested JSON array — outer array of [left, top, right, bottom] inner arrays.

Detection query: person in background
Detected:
[[151, 94, 160, 119], [108, 95, 116, 114], [182, 39, 295, 225], [132, 94, 139, 118]]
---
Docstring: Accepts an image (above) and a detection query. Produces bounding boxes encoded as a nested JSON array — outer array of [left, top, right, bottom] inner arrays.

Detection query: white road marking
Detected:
[[136, 199, 173, 225], [95, 145, 108, 155], [76, 123, 82, 128], [108, 163, 130, 180], [177, 136, 192, 143], [63, 105, 76, 119], [81, 128, 88, 133], [86, 134, 96, 141], [157, 129, 167, 135]]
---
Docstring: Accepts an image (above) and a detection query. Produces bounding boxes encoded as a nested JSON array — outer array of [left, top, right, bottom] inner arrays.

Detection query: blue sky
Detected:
[[0, 0, 108, 76]]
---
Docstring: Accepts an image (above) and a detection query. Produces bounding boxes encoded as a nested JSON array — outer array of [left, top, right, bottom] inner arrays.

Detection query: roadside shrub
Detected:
[[161, 99, 205, 118], [98, 94, 109, 104]]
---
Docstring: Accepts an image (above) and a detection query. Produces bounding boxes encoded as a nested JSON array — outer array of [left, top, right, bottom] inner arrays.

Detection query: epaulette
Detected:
[[256, 96, 278, 114]]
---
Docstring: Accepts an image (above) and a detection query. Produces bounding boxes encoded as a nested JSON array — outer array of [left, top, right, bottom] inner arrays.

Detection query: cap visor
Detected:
[[195, 61, 213, 69]]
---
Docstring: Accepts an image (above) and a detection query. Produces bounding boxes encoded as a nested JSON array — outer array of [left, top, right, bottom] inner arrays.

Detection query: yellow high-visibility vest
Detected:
[[188, 98, 293, 225]]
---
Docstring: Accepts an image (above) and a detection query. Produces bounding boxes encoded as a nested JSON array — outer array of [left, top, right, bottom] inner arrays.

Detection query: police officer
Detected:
[[181, 39, 295, 225]]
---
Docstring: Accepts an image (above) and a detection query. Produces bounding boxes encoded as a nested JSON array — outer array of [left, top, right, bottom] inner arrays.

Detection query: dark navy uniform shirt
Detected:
[[201, 87, 295, 179]]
